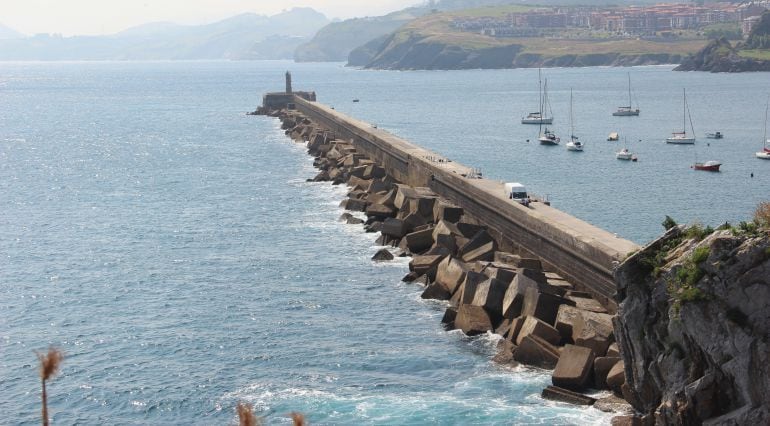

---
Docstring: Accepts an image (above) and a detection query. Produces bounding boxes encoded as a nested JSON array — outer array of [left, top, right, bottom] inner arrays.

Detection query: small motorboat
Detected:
[[607, 132, 619, 141], [352, 99, 360, 103], [538, 128, 560, 145], [692, 160, 721, 172], [616, 148, 636, 161], [706, 132, 723, 139]]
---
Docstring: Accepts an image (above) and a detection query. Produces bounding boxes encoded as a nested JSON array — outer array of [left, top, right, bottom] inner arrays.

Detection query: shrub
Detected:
[[662, 215, 678, 231], [754, 201, 770, 229]]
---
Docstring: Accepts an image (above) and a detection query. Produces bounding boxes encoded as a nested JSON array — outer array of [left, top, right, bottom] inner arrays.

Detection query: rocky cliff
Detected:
[[614, 223, 770, 424], [674, 37, 770, 72]]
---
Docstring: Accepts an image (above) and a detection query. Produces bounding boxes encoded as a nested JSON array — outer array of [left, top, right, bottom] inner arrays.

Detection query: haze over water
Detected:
[[1, 60, 766, 424]]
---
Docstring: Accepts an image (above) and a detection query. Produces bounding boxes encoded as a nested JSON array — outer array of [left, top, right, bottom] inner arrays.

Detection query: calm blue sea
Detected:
[[0, 61, 767, 424]]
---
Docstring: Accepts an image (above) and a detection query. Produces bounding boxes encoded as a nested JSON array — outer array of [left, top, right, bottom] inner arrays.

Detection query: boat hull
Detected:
[[566, 144, 583, 151], [539, 138, 559, 145], [522, 117, 553, 124], [756, 151, 770, 160], [612, 110, 640, 116], [693, 163, 721, 172], [666, 137, 696, 144]]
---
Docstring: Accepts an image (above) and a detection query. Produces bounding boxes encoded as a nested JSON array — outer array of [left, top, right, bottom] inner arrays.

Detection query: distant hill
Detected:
[[676, 11, 770, 72], [0, 23, 24, 40], [294, 7, 429, 62], [0, 8, 329, 60]]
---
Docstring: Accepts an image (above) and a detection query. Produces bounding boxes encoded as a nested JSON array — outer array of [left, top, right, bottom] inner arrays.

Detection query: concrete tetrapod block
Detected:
[[607, 342, 621, 358], [456, 271, 489, 305], [371, 249, 394, 262], [521, 286, 571, 325], [441, 307, 457, 328], [393, 184, 418, 210], [502, 272, 538, 319], [433, 201, 463, 223], [504, 316, 526, 343], [409, 197, 436, 221], [421, 282, 451, 301], [366, 178, 391, 195], [402, 213, 427, 234], [552, 344, 596, 391], [471, 277, 511, 324], [381, 218, 407, 239], [454, 304, 493, 336], [458, 230, 497, 263], [594, 356, 621, 390], [369, 188, 396, 208], [456, 222, 485, 239], [513, 335, 560, 369], [572, 311, 614, 357], [554, 304, 584, 342], [434, 257, 468, 296], [541, 386, 597, 406], [434, 234, 458, 256], [365, 203, 396, 220], [409, 254, 445, 278], [567, 295, 610, 314], [404, 228, 434, 254], [432, 220, 461, 243], [493, 339, 518, 365], [606, 361, 625, 394], [516, 316, 562, 346]]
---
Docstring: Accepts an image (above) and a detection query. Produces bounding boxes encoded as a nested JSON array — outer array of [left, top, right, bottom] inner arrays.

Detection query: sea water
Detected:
[[0, 61, 766, 424]]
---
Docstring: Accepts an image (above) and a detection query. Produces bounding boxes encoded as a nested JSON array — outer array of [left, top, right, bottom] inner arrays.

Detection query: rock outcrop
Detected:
[[614, 226, 770, 424], [674, 37, 770, 72]]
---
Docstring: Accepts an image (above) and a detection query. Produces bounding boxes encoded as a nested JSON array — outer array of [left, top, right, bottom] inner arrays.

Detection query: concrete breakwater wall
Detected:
[[257, 105, 640, 418], [266, 93, 638, 311]]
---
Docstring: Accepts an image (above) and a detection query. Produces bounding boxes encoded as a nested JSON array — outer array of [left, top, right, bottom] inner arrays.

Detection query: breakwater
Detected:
[[259, 89, 639, 312], [254, 84, 652, 420]]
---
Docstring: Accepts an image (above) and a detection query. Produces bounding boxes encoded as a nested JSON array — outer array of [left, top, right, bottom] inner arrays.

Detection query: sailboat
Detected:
[[566, 89, 583, 151], [612, 73, 640, 116], [522, 69, 553, 124], [616, 138, 637, 161], [666, 88, 696, 144], [756, 97, 770, 160]]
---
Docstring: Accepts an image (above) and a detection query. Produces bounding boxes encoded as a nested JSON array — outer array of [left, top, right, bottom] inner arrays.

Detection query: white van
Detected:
[[504, 182, 530, 207]]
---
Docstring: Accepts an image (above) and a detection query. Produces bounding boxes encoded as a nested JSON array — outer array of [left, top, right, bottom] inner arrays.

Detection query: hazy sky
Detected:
[[2, 0, 420, 36]]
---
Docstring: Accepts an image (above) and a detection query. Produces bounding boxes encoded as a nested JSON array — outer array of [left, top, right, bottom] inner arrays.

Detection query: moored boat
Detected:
[[692, 160, 721, 172], [607, 132, 619, 141], [565, 89, 583, 151], [616, 148, 636, 161], [613, 73, 640, 116], [522, 69, 553, 124], [666, 89, 696, 144], [757, 98, 770, 160], [706, 132, 723, 139], [539, 128, 560, 145]]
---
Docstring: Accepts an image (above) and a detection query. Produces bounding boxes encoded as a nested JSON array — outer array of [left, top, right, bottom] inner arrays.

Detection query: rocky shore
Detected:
[[257, 106, 641, 422]]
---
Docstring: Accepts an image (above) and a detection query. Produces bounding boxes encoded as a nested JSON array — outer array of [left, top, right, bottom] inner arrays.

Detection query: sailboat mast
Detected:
[[538, 68, 543, 116], [627, 73, 632, 108], [683, 88, 687, 134], [762, 96, 770, 148], [570, 89, 574, 138]]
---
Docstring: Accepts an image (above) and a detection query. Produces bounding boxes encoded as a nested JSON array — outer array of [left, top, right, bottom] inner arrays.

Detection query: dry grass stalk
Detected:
[[36, 347, 63, 426], [290, 412, 306, 426], [236, 402, 262, 426], [754, 201, 770, 229]]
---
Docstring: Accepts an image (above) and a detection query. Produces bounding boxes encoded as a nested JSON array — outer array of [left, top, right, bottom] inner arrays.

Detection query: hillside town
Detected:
[[451, 1, 770, 37]]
